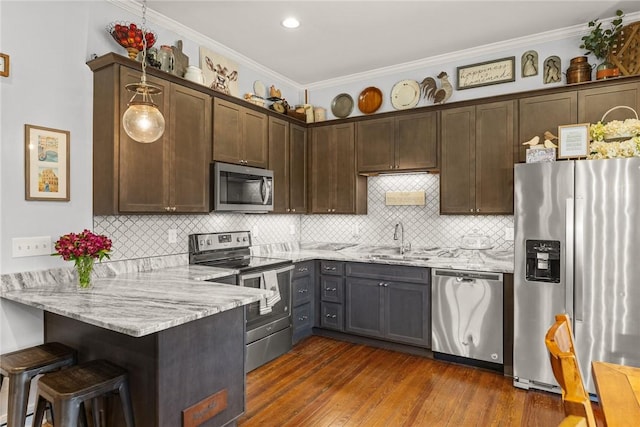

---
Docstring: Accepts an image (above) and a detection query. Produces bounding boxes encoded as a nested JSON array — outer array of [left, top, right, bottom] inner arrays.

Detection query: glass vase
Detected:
[[75, 256, 94, 288]]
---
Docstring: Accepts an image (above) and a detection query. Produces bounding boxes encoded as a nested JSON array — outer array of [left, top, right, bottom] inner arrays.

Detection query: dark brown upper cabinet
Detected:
[[213, 97, 268, 168], [269, 117, 308, 214], [578, 82, 640, 124], [310, 123, 367, 214], [440, 101, 516, 215], [356, 111, 438, 174], [92, 63, 212, 214], [518, 92, 578, 163]]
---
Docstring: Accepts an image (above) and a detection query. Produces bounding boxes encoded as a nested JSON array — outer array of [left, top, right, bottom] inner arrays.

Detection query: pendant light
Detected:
[[122, 0, 165, 143]]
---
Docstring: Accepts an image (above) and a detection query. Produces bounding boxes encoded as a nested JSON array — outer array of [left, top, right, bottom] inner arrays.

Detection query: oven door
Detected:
[[213, 162, 274, 212], [239, 264, 293, 333]]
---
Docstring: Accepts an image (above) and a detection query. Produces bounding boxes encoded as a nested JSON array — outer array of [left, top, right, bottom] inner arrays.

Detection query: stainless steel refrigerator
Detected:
[[513, 158, 640, 394]]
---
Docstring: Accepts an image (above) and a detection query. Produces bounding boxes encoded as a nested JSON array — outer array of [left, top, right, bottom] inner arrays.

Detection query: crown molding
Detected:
[[106, 0, 303, 90], [107, 2, 640, 91], [307, 11, 640, 90]]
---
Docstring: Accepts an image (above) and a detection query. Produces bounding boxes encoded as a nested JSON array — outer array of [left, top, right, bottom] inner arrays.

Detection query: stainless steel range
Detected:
[[189, 231, 293, 372]]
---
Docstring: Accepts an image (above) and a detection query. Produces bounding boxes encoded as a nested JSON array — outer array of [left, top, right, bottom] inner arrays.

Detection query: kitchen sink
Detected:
[[366, 253, 430, 262]]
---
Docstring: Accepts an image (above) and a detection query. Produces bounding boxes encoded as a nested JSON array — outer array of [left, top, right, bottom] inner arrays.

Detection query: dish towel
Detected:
[[263, 270, 281, 306], [259, 276, 272, 315]]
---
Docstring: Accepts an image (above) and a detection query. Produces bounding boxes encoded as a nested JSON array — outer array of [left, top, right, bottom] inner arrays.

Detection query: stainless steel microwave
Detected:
[[213, 162, 274, 212]]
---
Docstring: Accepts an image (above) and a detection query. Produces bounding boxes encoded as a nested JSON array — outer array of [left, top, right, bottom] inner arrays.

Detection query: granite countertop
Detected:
[[266, 243, 514, 274], [1, 265, 269, 338]]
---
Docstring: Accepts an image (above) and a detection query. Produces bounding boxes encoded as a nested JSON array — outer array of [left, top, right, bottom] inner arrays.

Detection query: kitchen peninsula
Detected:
[[1, 265, 272, 427]]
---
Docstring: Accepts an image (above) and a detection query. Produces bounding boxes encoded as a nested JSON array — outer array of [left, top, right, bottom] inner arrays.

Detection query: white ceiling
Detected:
[[146, 1, 640, 86]]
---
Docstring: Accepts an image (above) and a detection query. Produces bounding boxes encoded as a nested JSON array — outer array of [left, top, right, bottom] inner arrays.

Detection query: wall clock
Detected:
[[0, 53, 9, 77]]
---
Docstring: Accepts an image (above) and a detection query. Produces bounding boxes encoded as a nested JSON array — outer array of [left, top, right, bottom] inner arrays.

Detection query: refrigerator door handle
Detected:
[[565, 198, 574, 320], [573, 197, 585, 322]]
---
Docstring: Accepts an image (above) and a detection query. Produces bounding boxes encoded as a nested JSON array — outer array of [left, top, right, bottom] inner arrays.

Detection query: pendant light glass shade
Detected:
[[123, 100, 165, 143], [122, 0, 165, 143]]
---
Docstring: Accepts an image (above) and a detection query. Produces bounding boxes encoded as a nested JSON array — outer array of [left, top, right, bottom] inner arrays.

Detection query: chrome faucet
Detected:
[[393, 221, 411, 254]]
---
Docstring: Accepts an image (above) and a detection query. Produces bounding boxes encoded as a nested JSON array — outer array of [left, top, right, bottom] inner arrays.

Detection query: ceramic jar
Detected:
[[314, 107, 326, 122], [157, 45, 175, 73], [184, 66, 204, 84], [566, 56, 592, 84]]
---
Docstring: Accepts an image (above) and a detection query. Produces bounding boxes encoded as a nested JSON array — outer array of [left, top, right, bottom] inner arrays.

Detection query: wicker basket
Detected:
[[599, 106, 639, 142], [609, 21, 640, 76]]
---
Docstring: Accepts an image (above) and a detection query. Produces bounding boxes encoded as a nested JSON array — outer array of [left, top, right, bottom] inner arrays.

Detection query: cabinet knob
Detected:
[[165, 207, 171, 212], [171, 207, 177, 212], [384, 283, 388, 287], [470, 209, 474, 212], [286, 208, 290, 212], [395, 165, 399, 169], [379, 282, 384, 287], [332, 209, 336, 212], [476, 208, 480, 212], [292, 209, 296, 212], [390, 165, 394, 169], [327, 209, 331, 212]]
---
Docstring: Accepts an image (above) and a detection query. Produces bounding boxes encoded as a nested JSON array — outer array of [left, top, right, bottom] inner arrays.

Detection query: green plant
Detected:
[[580, 9, 625, 60]]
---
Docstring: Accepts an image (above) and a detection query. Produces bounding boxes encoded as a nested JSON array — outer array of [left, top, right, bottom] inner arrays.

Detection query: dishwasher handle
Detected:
[[433, 269, 502, 282]]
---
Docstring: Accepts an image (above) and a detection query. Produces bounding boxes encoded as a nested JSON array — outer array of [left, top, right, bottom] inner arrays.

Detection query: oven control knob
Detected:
[[243, 237, 248, 242], [237, 237, 241, 242], [206, 239, 211, 245]]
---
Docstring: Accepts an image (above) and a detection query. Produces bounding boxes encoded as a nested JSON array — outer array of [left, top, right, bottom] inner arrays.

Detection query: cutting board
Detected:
[[172, 40, 189, 77]]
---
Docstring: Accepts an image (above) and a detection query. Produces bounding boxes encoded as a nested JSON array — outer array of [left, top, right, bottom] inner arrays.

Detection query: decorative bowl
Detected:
[[107, 22, 157, 59]]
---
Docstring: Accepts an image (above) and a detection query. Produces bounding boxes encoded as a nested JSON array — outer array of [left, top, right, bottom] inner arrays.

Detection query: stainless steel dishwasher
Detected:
[[431, 269, 503, 364]]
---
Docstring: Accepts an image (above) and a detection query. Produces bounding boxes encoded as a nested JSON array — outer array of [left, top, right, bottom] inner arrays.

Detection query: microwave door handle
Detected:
[[260, 177, 270, 205]]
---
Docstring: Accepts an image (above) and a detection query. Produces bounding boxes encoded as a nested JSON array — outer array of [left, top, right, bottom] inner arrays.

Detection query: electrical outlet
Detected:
[[252, 226, 259, 238], [168, 229, 177, 244], [504, 227, 514, 241], [12, 236, 52, 257], [352, 223, 360, 237], [289, 225, 296, 235]]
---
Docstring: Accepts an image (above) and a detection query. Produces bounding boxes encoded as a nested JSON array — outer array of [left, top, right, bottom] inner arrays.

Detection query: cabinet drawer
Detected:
[[293, 303, 313, 331], [319, 261, 344, 276], [293, 261, 314, 278], [346, 262, 430, 284], [321, 302, 343, 331], [320, 276, 344, 303], [292, 274, 313, 306]]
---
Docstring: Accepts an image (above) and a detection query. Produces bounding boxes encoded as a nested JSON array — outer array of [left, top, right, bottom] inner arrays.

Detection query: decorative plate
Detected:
[[331, 93, 354, 118], [390, 79, 420, 110], [253, 80, 266, 98], [358, 86, 383, 114]]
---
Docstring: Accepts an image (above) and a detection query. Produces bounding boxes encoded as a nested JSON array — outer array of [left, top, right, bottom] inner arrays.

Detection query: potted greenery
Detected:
[[580, 9, 625, 79]]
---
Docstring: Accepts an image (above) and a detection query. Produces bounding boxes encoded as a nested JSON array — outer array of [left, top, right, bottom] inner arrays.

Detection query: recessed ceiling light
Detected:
[[281, 17, 300, 29]]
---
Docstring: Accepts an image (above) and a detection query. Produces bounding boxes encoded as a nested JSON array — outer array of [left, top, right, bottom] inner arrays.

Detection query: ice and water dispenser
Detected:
[[525, 240, 561, 283]]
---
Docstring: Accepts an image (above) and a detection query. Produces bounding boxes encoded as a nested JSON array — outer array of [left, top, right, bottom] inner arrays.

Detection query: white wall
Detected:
[[0, 0, 303, 361]]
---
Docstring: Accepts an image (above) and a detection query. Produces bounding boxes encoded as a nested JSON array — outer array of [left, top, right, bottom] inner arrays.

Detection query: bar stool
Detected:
[[0, 342, 76, 427], [33, 359, 135, 427]]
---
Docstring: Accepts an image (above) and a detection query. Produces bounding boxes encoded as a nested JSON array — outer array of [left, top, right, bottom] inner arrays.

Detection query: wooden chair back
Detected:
[[545, 313, 596, 427]]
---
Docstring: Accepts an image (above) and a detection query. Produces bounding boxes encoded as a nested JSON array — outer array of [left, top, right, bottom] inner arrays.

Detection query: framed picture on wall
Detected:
[[24, 124, 70, 201]]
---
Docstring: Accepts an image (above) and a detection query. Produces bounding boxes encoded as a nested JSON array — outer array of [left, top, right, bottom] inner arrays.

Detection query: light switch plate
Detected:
[[168, 229, 177, 244], [504, 227, 514, 241], [12, 236, 52, 257]]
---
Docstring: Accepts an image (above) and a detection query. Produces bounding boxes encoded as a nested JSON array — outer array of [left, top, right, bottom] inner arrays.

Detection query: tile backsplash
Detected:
[[95, 173, 513, 260], [94, 213, 300, 260], [300, 174, 514, 251]]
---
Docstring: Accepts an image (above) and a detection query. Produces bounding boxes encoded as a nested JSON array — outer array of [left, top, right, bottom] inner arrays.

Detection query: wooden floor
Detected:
[[238, 336, 603, 427]]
